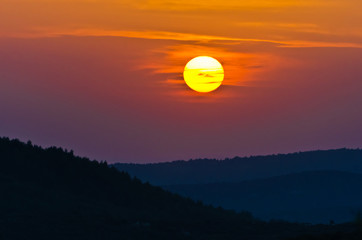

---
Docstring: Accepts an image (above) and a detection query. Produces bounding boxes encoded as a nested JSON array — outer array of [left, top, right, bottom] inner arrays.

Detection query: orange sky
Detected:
[[1, 0, 362, 162], [2, 0, 362, 42]]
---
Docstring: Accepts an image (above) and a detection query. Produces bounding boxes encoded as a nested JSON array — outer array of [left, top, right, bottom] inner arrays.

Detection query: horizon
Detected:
[[2, 1, 362, 236], [4, 135, 362, 231], [3, 136, 360, 164], [1, 0, 362, 163]]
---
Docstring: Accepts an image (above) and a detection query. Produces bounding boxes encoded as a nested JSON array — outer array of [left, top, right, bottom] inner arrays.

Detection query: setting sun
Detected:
[[183, 56, 224, 93]]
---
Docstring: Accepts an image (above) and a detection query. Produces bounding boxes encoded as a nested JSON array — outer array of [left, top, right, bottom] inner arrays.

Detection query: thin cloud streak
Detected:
[[5, 28, 362, 49], [136, 0, 331, 11]]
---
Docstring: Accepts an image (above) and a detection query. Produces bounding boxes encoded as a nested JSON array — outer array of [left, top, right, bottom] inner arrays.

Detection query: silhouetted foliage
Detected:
[[113, 149, 362, 185], [114, 149, 362, 224], [0, 137, 358, 239], [355, 211, 362, 233], [163, 171, 362, 224], [286, 230, 362, 240]]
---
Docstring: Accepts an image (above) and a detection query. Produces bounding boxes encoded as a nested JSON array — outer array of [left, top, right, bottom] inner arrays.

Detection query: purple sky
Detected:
[[1, 35, 362, 163]]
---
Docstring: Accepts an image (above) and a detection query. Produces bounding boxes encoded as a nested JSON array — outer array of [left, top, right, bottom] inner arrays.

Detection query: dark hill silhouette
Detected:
[[113, 149, 362, 224], [1, 137, 350, 240], [163, 171, 362, 224], [113, 149, 362, 185]]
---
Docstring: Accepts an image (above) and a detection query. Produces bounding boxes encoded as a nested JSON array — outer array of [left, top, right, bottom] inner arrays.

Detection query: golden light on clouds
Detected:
[[1, 0, 362, 163], [183, 56, 224, 93], [2, 0, 359, 100], [136, 0, 328, 11], [136, 42, 285, 101]]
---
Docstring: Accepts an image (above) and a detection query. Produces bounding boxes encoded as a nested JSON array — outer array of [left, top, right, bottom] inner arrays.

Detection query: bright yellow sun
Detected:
[[183, 56, 224, 93]]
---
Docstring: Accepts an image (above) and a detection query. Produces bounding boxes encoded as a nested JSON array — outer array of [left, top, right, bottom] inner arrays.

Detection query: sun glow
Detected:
[[183, 56, 224, 93]]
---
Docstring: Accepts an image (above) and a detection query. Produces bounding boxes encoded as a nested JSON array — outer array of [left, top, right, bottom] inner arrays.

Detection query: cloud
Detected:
[[236, 22, 330, 35], [33, 28, 362, 48], [205, 74, 215, 78], [30, 28, 269, 43], [135, 0, 329, 11], [6, 28, 362, 49]]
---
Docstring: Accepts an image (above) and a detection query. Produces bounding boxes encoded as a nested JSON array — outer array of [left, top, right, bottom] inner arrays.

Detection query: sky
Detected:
[[1, 0, 362, 163]]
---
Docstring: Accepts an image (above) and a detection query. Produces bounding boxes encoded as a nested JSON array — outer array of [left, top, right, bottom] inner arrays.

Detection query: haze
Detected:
[[1, 0, 362, 163]]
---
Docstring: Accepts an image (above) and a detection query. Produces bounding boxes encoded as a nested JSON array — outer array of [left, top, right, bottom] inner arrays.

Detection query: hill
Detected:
[[0, 137, 346, 240], [113, 149, 362, 224], [113, 149, 362, 185], [163, 171, 362, 224]]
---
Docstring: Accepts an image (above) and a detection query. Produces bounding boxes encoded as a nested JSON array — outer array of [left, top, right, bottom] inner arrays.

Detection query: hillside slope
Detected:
[[113, 149, 362, 185], [163, 171, 362, 224], [0, 137, 339, 240]]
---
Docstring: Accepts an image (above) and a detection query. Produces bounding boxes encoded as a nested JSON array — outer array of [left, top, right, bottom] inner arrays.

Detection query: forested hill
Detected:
[[113, 149, 362, 185], [0, 137, 344, 240], [164, 171, 362, 224]]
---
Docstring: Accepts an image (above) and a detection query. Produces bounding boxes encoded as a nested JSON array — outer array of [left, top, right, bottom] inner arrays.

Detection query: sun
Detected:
[[183, 56, 224, 93]]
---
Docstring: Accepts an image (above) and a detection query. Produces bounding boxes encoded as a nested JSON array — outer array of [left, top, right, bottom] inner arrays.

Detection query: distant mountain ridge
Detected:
[[113, 149, 362, 185], [0, 137, 257, 239], [164, 170, 362, 224], [113, 149, 362, 224], [3, 136, 346, 240]]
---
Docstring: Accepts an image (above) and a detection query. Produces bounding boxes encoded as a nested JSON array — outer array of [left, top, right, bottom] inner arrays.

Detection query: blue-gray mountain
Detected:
[[5, 137, 359, 239], [163, 171, 362, 224], [113, 149, 362, 224]]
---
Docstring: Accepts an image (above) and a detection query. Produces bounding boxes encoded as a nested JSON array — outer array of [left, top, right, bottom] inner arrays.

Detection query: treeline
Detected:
[[0, 137, 357, 239], [113, 148, 362, 185]]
